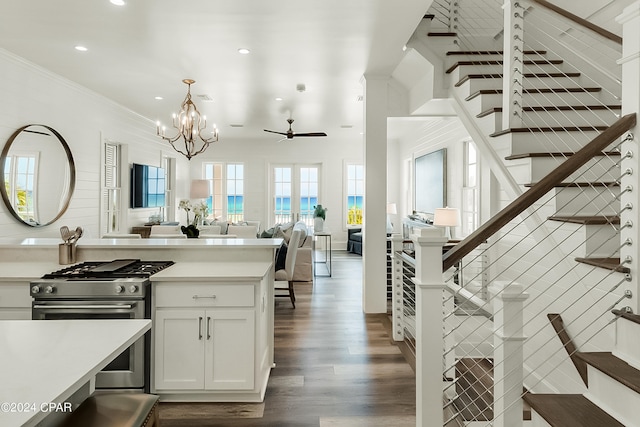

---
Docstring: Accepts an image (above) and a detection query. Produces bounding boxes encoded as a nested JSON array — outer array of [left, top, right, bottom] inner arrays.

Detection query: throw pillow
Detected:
[[275, 241, 288, 271], [273, 226, 289, 243]]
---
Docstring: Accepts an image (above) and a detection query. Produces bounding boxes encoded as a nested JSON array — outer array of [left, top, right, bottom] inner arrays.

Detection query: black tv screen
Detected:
[[130, 163, 166, 208]]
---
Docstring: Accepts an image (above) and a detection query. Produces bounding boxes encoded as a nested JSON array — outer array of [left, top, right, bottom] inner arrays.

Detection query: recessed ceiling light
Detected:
[[154, 96, 163, 100], [110, 0, 125, 5], [275, 97, 283, 101], [237, 48, 250, 55], [402, 45, 407, 52], [74, 45, 88, 52]]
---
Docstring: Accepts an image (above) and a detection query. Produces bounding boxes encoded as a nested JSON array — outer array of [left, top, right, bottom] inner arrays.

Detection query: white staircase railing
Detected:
[[398, 0, 640, 425]]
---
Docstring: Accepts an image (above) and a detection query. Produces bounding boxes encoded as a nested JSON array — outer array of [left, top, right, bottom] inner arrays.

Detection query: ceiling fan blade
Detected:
[[292, 132, 327, 137], [264, 129, 288, 136]]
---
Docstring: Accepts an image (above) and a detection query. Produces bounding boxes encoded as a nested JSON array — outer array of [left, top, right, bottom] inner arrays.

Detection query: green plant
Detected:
[[313, 204, 326, 220]]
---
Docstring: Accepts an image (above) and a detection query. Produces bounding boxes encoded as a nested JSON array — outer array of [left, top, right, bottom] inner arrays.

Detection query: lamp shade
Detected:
[[434, 207, 459, 227], [190, 179, 209, 199], [386, 203, 397, 215]]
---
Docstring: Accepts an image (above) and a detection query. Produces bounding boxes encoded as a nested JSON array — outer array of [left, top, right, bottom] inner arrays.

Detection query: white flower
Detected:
[[193, 201, 208, 217], [179, 199, 192, 211]]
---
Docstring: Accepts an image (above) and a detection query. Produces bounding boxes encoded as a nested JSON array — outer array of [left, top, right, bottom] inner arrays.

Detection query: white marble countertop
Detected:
[[151, 262, 272, 281], [0, 319, 151, 427], [0, 263, 64, 281], [0, 237, 282, 249]]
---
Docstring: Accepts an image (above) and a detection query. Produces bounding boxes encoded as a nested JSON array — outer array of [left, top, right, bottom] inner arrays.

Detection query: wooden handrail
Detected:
[[443, 113, 636, 271], [530, 0, 622, 45]]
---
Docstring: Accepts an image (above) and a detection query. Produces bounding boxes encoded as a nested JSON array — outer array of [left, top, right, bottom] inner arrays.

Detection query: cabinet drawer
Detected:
[[155, 283, 255, 308], [0, 284, 32, 308]]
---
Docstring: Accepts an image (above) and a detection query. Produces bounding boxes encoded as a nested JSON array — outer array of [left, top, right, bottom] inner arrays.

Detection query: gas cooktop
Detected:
[[41, 259, 175, 279]]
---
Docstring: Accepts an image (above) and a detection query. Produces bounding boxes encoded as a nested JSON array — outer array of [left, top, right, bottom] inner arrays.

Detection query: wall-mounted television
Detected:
[[130, 163, 166, 208], [414, 148, 446, 215]]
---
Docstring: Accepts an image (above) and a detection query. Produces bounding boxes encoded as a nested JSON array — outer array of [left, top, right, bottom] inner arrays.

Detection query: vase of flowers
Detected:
[[313, 204, 327, 232], [192, 201, 208, 227]]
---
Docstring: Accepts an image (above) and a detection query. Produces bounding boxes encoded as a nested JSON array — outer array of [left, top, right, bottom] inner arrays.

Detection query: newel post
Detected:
[[412, 228, 447, 427], [489, 281, 529, 427], [391, 233, 405, 342]]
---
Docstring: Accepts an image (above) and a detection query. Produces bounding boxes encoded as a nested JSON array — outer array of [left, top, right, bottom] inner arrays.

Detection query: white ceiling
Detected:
[[0, 0, 432, 142]]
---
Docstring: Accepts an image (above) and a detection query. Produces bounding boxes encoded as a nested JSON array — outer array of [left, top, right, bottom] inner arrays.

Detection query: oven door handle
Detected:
[[33, 304, 136, 310]]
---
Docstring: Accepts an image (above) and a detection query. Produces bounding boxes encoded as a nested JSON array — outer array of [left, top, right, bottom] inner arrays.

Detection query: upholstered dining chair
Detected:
[[227, 225, 258, 238], [102, 233, 142, 239], [274, 229, 301, 308], [150, 225, 182, 236], [198, 225, 222, 235]]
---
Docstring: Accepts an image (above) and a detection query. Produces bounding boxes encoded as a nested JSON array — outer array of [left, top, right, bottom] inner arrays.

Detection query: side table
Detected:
[[312, 231, 332, 277]]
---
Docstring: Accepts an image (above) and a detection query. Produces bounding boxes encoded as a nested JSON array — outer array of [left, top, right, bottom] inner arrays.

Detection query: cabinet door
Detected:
[[204, 310, 255, 390], [0, 283, 32, 319], [155, 309, 205, 390]]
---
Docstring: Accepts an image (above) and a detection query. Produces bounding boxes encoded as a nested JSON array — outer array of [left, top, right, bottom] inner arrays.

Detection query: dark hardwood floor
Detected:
[[159, 252, 416, 426]]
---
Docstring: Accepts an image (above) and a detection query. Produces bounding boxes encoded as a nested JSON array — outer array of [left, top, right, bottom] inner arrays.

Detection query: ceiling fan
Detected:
[[264, 119, 327, 140]]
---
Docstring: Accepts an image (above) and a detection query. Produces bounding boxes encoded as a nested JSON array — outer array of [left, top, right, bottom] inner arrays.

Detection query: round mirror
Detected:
[[0, 124, 76, 227]]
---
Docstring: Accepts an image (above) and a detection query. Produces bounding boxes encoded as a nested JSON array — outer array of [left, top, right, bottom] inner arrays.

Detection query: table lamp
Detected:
[[434, 207, 459, 240], [190, 179, 209, 199], [386, 203, 397, 233]]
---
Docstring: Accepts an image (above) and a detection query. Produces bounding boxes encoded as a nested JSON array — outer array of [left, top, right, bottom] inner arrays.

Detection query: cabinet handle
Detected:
[[192, 295, 217, 299], [207, 316, 211, 340], [198, 316, 203, 340]]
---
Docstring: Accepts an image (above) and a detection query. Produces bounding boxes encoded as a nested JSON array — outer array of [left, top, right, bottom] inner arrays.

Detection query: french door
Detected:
[[271, 164, 321, 227]]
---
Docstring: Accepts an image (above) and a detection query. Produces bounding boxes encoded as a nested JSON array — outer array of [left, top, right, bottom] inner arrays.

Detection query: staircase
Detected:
[[524, 311, 640, 426], [398, 1, 639, 425]]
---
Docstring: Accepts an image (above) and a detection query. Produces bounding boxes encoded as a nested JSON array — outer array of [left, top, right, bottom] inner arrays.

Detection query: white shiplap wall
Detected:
[[0, 48, 189, 239]]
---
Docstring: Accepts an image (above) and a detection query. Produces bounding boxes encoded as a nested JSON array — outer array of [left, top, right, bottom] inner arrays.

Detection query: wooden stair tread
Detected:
[[505, 151, 620, 160], [428, 32, 457, 37], [578, 352, 640, 394], [467, 86, 602, 102], [524, 182, 619, 188], [547, 314, 588, 385], [575, 257, 630, 273], [548, 215, 620, 225], [446, 59, 563, 74], [490, 125, 608, 137], [612, 308, 640, 325], [446, 50, 546, 56], [523, 394, 624, 427], [477, 105, 621, 118], [455, 72, 581, 87]]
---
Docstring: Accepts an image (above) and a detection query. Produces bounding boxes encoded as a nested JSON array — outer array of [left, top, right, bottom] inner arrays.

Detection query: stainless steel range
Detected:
[[30, 259, 174, 392]]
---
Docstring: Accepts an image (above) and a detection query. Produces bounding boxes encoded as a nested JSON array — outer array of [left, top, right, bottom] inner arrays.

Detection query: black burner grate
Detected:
[[42, 259, 174, 279]]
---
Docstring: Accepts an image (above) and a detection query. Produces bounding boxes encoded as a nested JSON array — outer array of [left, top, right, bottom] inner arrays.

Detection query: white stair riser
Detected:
[[550, 221, 621, 258], [584, 366, 640, 427], [613, 317, 640, 371], [448, 62, 568, 83], [455, 76, 585, 97], [445, 52, 549, 69], [553, 187, 620, 216], [508, 156, 620, 184], [474, 109, 619, 134], [529, 409, 553, 427], [474, 91, 605, 109], [491, 131, 613, 155]]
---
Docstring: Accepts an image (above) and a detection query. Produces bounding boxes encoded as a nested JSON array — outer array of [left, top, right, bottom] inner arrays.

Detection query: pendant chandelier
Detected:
[[156, 79, 219, 160]]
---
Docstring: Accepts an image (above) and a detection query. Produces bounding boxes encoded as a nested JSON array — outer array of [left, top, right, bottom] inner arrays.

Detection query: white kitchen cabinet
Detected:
[[153, 274, 270, 402], [154, 308, 255, 391], [0, 283, 32, 320]]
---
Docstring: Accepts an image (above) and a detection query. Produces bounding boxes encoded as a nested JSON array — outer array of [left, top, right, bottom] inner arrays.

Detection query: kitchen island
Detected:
[[0, 238, 282, 404], [0, 319, 151, 427]]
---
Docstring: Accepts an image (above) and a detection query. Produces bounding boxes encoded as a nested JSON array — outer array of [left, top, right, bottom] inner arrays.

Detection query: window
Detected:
[[101, 143, 121, 234], [4, 152, 37, 223], [461, 141, 479, 236], [203, 162, 244, 222], [346, 164, 363, 226], [271, 164, 320, 226]]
